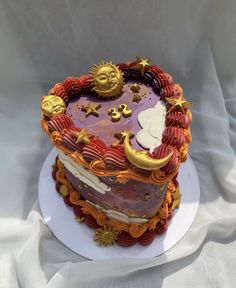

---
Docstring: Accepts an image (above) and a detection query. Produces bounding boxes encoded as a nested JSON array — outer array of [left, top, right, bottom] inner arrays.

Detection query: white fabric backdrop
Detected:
[[0, 0, 236, 287]]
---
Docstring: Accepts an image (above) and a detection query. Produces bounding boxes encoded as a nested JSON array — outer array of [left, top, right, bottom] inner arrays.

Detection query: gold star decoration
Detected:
[[94, 226, 119, 246], [172, 186, 181, 209], [81, 102, 102, 117], [135, 56, 150, 76], [132, 94, 142, 103], [113, 130, 134, 146], [75, 216, 84, 223], [71, 128, 90, 144], [130, 83, 141, 93], [166, 96, 192, 114]]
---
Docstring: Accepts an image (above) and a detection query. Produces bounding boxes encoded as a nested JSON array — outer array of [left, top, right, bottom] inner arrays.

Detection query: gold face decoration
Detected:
[[41, 95, 66, 117], [90, 61, 124, 98]]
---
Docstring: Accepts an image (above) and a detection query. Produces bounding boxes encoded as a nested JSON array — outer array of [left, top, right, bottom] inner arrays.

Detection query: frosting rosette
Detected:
[[153, 144, 179, 174], [160, 83, 183, 98], [48, 114, 74, 133], [62, 127, 84, 152], [63, 77, 82, 99], [82, 138, 107, 162], [166, 111, 190, 129], [104, 145, 130, 170], [162, 126, 186, 148]]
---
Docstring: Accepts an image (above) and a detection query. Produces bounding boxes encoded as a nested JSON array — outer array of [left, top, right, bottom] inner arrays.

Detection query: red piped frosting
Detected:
[[155, 73, 173, 89], [162, 126, 186, 148], [138, 229, 156, 245], [117, 63, 129, 70], [155, 221, 169, 235], [63, 77, 82, 99], [104, 145, 130, 170], [84, 214, 101, 229], [49, 83, 69, 104], [82, 138, 107, 162], [166, 111, 190, 129], [48, 114, 74, 133], [79, 75, 93, 93], [153, 144, 179, 174], [62, 128, 84, 153], [147, 65, 163, 76], [73, 206, 86, 218], [117, 231, 137, 246], [64, 196, 74, 207], [160, 83, 183, 98]]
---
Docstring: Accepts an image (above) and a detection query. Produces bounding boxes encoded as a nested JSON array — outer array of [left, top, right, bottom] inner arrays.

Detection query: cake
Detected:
[[41, 57, 192, 247]]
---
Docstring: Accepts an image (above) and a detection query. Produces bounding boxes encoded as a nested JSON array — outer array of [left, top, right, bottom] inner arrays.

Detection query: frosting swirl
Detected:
[[63, 77, 82, 99], [82, 138, 107, 162], [166, 111, 190, 129], [49, 83, 69, 104], [153, 144, 179, 174], [62, 128, 84, 152], [104, 145, 130, 170], [160, 83, 183, 98], [138, 229, 156, 245], [162, 126, 186, 148], [147, 65, 163, 76], [79, 75, 93, 93], [48, 114, 74, 133]]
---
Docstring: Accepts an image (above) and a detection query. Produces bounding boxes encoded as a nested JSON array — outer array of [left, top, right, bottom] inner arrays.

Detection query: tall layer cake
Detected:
[[41, 57, 192, 247]]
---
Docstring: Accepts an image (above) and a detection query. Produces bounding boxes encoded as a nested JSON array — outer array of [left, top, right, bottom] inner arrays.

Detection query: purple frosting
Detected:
[[66, 81, 161, 150]]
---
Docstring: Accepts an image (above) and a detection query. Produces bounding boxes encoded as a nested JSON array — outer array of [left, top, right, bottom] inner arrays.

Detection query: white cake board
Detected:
[[38, 149, 200, 260]]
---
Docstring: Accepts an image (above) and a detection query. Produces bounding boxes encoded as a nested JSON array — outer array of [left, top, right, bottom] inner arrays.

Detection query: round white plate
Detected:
[[38, 149, 200, 260]]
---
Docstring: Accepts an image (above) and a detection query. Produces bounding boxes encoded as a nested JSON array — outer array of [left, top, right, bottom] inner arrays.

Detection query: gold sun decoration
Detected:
[[90, 61, 124, 98], [94, 226, 119, 246]]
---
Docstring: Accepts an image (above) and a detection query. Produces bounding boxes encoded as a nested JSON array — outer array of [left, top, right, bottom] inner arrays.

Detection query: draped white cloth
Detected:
[[1, 0, 236, 287]]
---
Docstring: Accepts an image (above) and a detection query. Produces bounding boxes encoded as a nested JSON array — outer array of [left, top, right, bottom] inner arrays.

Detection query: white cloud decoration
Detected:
[[136, 101, 167, 152]]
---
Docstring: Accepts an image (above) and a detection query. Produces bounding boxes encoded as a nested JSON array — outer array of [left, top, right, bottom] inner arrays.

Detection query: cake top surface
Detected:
[[66, 80, 165, 150], [41, 57, 192, 184]]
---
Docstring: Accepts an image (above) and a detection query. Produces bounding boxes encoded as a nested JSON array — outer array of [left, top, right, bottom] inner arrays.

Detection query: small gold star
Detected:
[[172, 186, 181, 209], [71, 128, 90, 144], [81, 102, 101, 117], [130, 83, 141, 93], [132, 94, 142, 103], [114, 130, 134, 145], [136, 56, 150, 76], [166, 96, 192, 114], [75, 216, 84, 223]]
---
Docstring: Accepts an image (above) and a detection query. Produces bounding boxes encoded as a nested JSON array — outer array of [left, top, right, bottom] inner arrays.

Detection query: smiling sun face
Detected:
[[41, 95, 66, 117], [90, 61, 124, 98]]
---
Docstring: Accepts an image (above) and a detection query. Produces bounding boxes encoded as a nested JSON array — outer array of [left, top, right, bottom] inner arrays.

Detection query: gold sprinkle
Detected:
[[75, 216, 84, 223], [130, 83, 141, 93], [59, 185, 69, 197], [132, 94, 142, 103]]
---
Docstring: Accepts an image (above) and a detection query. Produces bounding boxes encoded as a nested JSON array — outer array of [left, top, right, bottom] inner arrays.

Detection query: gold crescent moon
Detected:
[[123, 132, 173, 170]]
